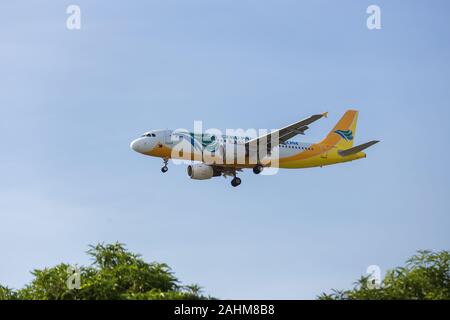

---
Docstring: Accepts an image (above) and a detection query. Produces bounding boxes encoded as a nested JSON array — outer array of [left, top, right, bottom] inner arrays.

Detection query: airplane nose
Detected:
[[130, 138, 143, 153], [130, 137, 155, 154], [130, 139, 137, 151]]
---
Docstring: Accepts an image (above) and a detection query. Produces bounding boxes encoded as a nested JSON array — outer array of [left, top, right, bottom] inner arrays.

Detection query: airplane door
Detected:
[[320, 145, 328, 159], [164, 131, 172, 145]]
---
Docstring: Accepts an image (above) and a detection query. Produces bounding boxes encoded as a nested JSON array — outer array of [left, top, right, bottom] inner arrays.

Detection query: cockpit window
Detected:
[[141, 133, 156, 137]]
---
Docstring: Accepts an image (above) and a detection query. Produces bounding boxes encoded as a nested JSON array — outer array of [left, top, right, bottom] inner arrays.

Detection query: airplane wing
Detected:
[[244, 112, 328, 152]]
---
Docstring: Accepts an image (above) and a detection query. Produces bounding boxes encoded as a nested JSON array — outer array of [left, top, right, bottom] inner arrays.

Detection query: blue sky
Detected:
[[1, 0, 449, 299]]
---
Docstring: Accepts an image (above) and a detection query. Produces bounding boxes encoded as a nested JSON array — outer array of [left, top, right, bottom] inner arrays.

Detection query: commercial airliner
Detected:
[[130, 110, 379, 187]]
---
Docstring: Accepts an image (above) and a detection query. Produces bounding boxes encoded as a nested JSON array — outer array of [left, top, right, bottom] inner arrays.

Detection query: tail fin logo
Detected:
[[334, 129, 353, 141]]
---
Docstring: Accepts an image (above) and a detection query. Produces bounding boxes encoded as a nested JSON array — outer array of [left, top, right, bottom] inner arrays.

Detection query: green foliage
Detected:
[[319, 250, 450, 300], [0, 285, 18, 300], [1, 242, 210, 300], [3, 245, 447, 300]]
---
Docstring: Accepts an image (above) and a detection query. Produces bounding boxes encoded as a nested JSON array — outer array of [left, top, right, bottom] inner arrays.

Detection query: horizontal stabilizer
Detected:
[[338, 140, 379, 157]]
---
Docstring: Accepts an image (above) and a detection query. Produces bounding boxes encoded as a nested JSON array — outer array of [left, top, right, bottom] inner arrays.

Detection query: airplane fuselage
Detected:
[[130, 129, 365, 169], [130, 110, 378, 187]]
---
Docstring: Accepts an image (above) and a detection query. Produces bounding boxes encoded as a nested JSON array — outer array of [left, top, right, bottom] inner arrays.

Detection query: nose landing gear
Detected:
[[161, 159, 169, 173]]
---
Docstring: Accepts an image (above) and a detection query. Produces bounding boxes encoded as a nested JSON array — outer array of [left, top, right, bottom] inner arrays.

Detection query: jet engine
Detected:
[[187, 164, 221, 180]]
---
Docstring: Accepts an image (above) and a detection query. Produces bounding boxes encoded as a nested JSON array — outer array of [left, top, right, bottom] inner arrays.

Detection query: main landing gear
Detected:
[[231, 165, 262, 187], [231, 177, 241, 187], [222, 168, 243, 187], [230, 169, 242, 187], [161, 159, 169, 173], [252, 164, 263, 175]]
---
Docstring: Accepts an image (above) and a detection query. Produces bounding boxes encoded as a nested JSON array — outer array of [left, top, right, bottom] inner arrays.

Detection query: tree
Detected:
[[1, 242, 211, 300], [319, 250, 450, 300], [3, 245, 448, 300], [0, 285, 17, 300]]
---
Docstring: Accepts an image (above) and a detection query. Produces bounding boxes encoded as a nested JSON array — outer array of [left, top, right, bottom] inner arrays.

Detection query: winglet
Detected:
[[322, 112, 328, 118]]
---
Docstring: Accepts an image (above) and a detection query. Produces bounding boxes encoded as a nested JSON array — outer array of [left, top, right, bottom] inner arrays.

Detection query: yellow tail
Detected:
[[321, 110, 358, 148]]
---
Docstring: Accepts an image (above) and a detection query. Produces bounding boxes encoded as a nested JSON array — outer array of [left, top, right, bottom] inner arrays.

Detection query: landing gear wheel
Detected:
[[161, 159, 169, 173], [231, 177, 241, 187], [253, 164, 263, 174]]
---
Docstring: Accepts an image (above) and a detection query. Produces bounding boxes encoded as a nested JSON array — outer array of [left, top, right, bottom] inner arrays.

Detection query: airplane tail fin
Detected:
[[321, 109, 358, 149]]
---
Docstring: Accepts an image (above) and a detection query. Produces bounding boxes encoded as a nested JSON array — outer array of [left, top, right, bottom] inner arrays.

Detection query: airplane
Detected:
[[130, 110, 379, 187]]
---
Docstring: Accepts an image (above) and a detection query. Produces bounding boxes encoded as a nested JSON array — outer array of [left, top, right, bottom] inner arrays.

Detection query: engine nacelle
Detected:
[[187, 164, 220, 180]]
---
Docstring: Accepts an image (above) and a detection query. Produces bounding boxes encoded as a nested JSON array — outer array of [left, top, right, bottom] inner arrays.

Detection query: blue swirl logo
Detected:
[[177, 132, 220, 151], [334, 129, 353, 141]]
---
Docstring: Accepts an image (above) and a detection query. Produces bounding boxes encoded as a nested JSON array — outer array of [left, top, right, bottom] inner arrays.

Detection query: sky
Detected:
[[1, 0, 449, 299]]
